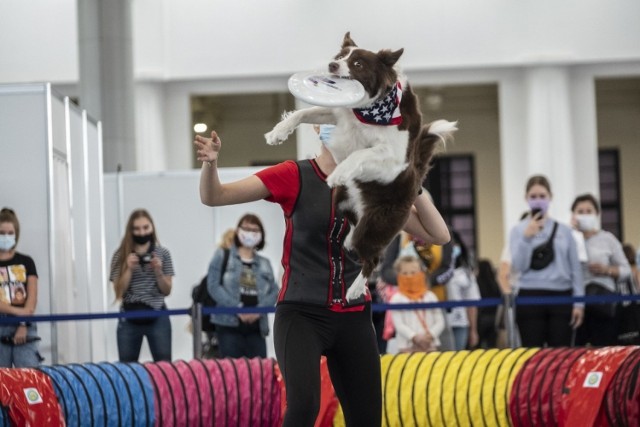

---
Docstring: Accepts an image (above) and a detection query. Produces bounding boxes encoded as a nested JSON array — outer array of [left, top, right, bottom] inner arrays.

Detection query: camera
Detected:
[[138, 253, 153, 265]]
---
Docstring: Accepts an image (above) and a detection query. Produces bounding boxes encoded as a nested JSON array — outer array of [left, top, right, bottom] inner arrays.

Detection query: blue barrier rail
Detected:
[[1, 292, 639, 325]]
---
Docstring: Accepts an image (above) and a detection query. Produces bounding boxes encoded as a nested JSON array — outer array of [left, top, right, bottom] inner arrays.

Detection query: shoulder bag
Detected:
[[530, 222, 558, 270]]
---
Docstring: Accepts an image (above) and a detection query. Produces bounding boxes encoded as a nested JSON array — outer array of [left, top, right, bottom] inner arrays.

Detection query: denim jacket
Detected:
[[206, 245, 279, 336]]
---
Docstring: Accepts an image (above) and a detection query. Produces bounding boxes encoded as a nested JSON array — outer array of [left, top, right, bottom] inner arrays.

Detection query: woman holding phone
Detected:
[[509, 175, 584, 347]]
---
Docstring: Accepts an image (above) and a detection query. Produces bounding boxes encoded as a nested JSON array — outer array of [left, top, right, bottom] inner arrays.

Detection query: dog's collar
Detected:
[[352, 82, 403, 126]]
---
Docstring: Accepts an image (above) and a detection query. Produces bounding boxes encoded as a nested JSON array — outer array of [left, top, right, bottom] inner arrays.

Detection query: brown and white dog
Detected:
[[265, 32, 457, 300]]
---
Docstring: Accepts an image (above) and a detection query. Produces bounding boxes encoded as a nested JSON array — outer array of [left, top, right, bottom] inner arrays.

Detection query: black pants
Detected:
[[516, 289, 574, 347], [477, 310, 498, 348], [575, 310, 618, 346], [274, 303, 382, 427]]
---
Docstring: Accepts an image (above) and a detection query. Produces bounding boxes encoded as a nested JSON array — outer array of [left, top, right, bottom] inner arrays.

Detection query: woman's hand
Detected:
[[150, 255, 163, 273], [126, 253, 139, 270], [238, 313, 260, 324], [412, 333, 433, 350], [194, 131, 221, 164], [13, 325, 27, 345], [587, 262, 610, 276], [524, 213, 545, 238], [570, 307, 584, 329]]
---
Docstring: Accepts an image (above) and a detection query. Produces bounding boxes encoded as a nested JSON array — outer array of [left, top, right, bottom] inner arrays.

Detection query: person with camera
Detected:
[[509, 175, 584, 347], [570, 193, 629, 346], [109, 209, 174, 362], [0, 208, 42, 367]]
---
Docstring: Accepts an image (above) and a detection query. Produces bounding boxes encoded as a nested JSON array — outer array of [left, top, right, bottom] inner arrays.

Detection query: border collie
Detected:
[[265, 32, 457, 300]]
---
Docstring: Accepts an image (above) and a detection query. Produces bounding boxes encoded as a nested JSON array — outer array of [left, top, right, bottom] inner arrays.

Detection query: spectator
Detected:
[[476, 259, 502, 348], [389, 255, 445, 352], [110, 209, 175, 362], [0, 208, 41, 367], [207, 213, 279, 358], [433, 231, 480, 350], [509, 175, 584, 347], [571, 193, 629, 346]]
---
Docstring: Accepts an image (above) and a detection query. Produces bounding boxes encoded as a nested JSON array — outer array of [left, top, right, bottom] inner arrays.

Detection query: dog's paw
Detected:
[[343, 229, 354, 250], [326, 169, 348, 188], [264, 123, 295, 146], [345, 274, 367, 302]]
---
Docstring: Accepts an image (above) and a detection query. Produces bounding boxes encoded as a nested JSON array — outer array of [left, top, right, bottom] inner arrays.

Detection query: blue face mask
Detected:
[[318, 125, 335, 147], [451, 245, 462, 260], [0, 234, 16, 251]]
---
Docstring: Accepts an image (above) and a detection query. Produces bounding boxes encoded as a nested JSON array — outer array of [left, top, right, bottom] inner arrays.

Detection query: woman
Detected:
[[194, 127, 449, 427], [109, 209, 175, 362], [571, 193, 629, 346], [389, 255, 445, 353], [437, 232, 480, 350], [0, 208, 41, 367], [509, 175, 584, 347], [207, 213, 279, 358]]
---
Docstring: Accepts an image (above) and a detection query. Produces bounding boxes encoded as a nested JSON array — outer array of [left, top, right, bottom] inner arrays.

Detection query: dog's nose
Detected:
[[329, 62, 339, 73]]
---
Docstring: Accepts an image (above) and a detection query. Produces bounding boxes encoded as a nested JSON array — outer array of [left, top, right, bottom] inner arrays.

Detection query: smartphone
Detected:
[[531, 208, 542, 218]]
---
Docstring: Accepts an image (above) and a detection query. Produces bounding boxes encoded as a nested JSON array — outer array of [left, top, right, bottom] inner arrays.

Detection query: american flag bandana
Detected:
[[352, 82, 403, 126]]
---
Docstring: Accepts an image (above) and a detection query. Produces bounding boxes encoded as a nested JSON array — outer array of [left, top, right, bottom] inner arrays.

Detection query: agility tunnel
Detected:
[[0, 358, 282, 426], [328, 347, 640, 427], [2, 349, 640, 426]]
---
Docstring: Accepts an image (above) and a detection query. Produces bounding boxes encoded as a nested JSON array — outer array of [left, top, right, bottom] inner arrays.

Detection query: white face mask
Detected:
[[237, 229, 262, 248], [0, 234, 16, 251], [576, 214, 599, 232]]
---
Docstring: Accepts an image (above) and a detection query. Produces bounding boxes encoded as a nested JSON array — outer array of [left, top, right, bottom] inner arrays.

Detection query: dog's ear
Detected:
[[377, 48, 404, 67], [342, 32, 357, 48]]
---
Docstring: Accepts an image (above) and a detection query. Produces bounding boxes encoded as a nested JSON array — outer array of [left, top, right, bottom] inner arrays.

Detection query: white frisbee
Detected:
[[287, 71, 366, 107]]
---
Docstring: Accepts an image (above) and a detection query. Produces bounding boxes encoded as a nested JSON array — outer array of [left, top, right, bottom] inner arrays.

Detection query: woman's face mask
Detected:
[[527, 198, 550, 215], [0, 234, 16, 251], [397, 271, 428, 300], [132, 233, 153, 245], [238, 228, 262, 248], [318, 124, 336, 147], [576, 214, 599, 232]]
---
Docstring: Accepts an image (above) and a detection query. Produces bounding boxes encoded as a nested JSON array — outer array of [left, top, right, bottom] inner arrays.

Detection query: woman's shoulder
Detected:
[[255, 253, 274, 269], [11, 252, 35, 265], [424, 290, 439, 302], [595, 229, 619, 241], [155, 245, 172, 258], [390, 292, 408, 303]]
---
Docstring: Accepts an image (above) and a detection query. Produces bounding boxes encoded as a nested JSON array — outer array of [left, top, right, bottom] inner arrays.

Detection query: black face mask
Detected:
[[132, 233, 153, 245]]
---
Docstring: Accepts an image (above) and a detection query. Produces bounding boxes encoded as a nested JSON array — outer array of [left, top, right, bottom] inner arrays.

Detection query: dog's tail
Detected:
[[409, 119, 458, 175]]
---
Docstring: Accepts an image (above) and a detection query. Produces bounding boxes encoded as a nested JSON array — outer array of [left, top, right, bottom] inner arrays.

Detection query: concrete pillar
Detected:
[[77, 0, 136, 172]]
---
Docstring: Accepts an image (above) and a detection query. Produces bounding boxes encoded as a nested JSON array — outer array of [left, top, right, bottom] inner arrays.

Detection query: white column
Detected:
[[77, 0, 136, 172], [135, 82, 168, 171], [499, 65, 600, 236]]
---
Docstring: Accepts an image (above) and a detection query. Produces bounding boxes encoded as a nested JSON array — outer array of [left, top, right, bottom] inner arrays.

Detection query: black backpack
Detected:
[[191, 248, 230, 332]]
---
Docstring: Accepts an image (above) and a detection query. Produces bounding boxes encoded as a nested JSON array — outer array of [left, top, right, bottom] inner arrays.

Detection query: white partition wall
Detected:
[[103, 168, 284, 362], [0, 83, 106, 364]]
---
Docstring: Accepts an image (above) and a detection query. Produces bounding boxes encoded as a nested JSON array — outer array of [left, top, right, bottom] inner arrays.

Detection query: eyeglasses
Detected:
[[240, 226, 261, 233]]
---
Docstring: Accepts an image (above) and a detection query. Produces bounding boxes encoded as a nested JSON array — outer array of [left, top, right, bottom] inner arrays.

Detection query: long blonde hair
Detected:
[[114, 209, 158, 298]]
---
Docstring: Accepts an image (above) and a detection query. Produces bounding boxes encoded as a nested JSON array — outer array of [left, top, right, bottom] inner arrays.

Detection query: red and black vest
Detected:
[[278, 160, 367, 311]]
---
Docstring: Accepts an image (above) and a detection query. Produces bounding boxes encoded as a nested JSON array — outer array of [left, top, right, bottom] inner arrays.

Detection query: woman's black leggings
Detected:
[[274, 303, 382, 427]]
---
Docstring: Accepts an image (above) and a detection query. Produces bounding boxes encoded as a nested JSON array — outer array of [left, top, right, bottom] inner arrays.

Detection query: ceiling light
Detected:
[[193, 123, 207, 133]]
